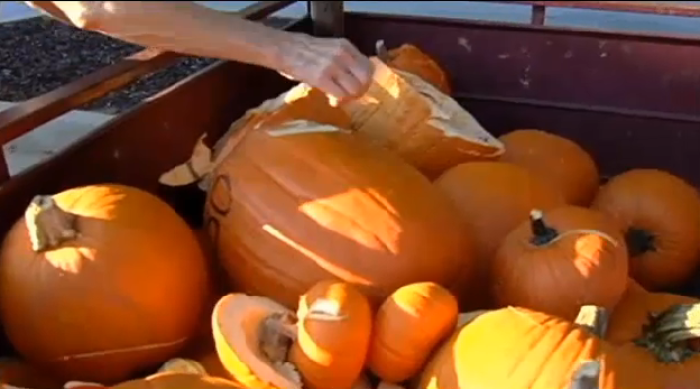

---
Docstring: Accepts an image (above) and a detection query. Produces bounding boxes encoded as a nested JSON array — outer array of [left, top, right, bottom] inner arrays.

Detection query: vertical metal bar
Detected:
[[0, 152, 10, 184], [531, 4, 546, 25], [308, 1, 344, 37]]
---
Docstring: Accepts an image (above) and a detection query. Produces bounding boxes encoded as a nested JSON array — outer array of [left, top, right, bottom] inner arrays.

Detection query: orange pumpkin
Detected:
[[289, 281, 373, 389], [415, 305, 664, 389], [0, 184, 210, 383], [204, 110, 475, 309], [492, 206, 629, 320], [0, 357, 63, 389], [367, 282, 458, 383], [340, 57, 503, 178], [434, 161, 566, 309], [498, 129, 600, 206], [376, 40, 452, 95], [606, 279, 700, 381], [591, 169, 700, 290]]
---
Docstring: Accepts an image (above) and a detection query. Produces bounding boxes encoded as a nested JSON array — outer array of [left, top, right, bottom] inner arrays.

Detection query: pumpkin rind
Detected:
[[434, 161, 566, 309], [205, 116, 474, 309], [341, 57, 503, 178], [367, 282, 458, 383], [492, 206, 629, 320], [591, 169, 700, 290], [0, 184, 209, 384], [498, 129, 600, 206], [289, 281, 373, 389]]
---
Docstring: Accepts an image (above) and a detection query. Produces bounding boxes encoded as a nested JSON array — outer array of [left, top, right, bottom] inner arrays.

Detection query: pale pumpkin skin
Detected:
[[415, 306, 664, 389], [205, 120, 475, 309], [0, 184, 209, 384], [367, 282, 458, 383]]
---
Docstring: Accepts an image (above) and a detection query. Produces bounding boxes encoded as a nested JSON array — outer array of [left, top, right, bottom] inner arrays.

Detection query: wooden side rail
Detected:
[[493, 1, 700, 25], [0, 0, 297, 182]]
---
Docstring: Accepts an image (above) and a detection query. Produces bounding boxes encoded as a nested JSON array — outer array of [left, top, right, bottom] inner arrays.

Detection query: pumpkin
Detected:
[[115, 372, 244, 389], [0, 357, 63, 389], [211, 281, 372, 389], [591, 169, 700, 290], [606, 279, 700, 378], [415, 304, 665, 389], [340, 57, 503, 178], [367, 282, 458, 383], [433, 161, 566, 309], [498, 129, 600, 206], [204, 113, 474, 309], [0, 184, 210, 384], [375, 40, 452, 95], [492, 206, 629, 320], [289, 280, 373, 389]]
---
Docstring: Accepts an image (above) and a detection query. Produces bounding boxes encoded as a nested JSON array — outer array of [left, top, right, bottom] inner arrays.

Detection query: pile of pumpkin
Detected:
[[0, 40, 700, 389]]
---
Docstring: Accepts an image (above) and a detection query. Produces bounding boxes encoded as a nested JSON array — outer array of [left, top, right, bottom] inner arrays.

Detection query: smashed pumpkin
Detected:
[[204, 115, 474, 309], [434, 161, 566, 309], [376, 40, 452, 95], [0, 185, 209, 384], [492, 206, 629, 320], [592, 169, 700, 290], [367, 282, 458, 383], [211, 281, 372, 389], [498, 129, 600, 206], [340, 57, 503, 178]]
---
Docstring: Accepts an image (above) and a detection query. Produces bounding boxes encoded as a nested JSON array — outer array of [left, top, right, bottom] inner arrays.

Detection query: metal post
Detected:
[[308, 1, 344, 37]]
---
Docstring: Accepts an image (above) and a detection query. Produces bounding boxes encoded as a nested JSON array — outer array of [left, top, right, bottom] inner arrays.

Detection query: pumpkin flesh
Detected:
[[341, 57, 503, 178], [378, 41, 452, 95]]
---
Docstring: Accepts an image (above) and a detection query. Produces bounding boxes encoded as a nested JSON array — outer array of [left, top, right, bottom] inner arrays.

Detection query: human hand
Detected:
[[277, 33, 374, 106]]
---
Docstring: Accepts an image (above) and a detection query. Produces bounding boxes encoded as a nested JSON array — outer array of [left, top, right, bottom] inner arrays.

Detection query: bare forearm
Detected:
[[26, 1, 293, 70]]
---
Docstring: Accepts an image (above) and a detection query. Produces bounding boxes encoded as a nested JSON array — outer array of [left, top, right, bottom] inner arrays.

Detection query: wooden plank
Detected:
[[495, 1, 700, 17], [308, 1, 344, 37], [0, 0, 296, 148]]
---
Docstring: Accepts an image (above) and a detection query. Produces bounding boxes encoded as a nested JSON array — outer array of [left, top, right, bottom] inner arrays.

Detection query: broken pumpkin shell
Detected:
[[376, 40, 452, 95], [340, 57, 503, 178], [289, 280, 373, 389], [212, 293, 301, 389]]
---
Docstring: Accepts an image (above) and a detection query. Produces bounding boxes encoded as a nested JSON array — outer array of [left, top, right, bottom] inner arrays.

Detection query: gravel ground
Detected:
[[0, 15, 288, 114]]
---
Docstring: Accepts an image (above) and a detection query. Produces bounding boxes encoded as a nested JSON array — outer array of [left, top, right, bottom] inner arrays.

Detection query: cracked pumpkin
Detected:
[[0, 185, 209, 384], [211, 281, 372, 389]]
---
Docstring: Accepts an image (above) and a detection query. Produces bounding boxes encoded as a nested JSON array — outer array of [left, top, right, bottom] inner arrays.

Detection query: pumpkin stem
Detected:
[[529, 209, 559, 246], [625, 227, 656, 258], [25, 195, 79, 253], [304, 298, 349, 322], [575, 305, 609, 338], [635, 303, 700, 363], [375, 40, 390, 62], [569, 360, 601, 389], [259, 312, 297, 364]]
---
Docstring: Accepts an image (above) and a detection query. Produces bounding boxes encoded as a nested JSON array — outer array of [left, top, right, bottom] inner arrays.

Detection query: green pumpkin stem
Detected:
[[25, 195, 79, 253], [575, 305, 609, 338], [529, 209, 559, 246], [635, 303, 700, 363]]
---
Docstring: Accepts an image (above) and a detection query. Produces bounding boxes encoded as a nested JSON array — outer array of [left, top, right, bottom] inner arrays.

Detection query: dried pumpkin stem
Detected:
[[569, 360, 601, 389], [25, 195, 79, 253], [575, 305, 609, 338], [304, 298, 349, 322], [625, 227, 656, 258], [528, 209, 559, 246], [375, 40, 390, 62], [635, 303, 700, 363]]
